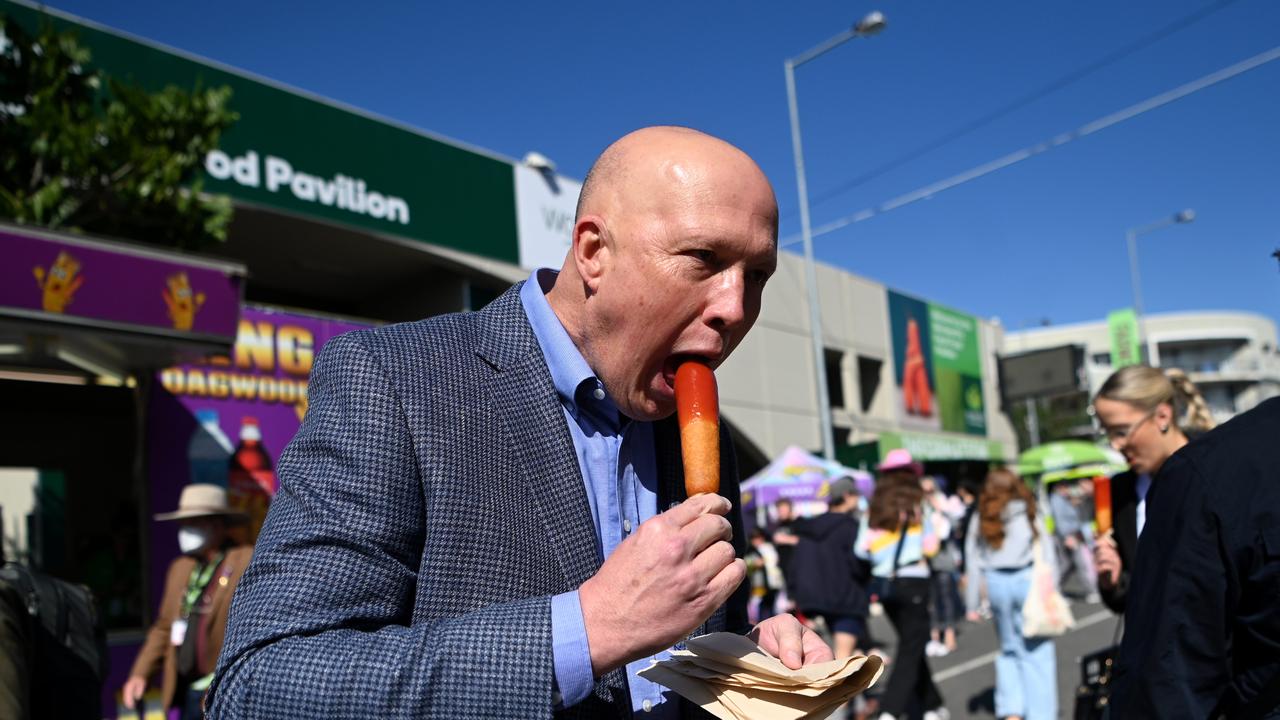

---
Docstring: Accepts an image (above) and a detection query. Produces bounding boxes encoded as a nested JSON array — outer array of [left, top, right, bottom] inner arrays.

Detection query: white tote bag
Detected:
[[1022, 538, 1075, 637]]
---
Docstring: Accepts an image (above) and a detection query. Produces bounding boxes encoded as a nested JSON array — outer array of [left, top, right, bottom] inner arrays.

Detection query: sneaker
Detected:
[[925, 640, 944, 657], [923, 709, 951, 720]]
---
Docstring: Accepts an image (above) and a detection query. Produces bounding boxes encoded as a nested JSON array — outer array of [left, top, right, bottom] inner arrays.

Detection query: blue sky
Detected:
[[48, 0, 1280, 330]]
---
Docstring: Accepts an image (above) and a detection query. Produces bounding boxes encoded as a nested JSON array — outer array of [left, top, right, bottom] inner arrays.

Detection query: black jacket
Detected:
[[1098, 470, 1140, 614], [784, 511, 869, 618], [1111, 397, 1280, 719]]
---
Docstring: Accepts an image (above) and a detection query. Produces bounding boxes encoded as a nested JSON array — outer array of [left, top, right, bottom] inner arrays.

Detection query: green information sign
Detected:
[[887, 290, 987, 436], [1108, 308, 1142, 368], [884, 431, 1007, 462], [3, 0, 520, 263]]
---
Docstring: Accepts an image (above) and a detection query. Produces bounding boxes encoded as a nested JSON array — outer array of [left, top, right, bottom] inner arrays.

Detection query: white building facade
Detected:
[[1004, 311, 1280, 425]]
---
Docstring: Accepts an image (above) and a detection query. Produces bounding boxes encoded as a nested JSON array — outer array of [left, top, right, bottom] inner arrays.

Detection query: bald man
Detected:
[[207, 127, 831, 719]]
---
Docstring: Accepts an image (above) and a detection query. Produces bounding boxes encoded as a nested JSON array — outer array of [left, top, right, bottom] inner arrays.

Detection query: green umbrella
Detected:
[[1017, 440, 1126, 480]]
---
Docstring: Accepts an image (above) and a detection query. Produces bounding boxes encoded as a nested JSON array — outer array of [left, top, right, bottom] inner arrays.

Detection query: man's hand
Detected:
[[748, 614, 834, 668], [122, 675, 147, 710], [1095, 532, 1122, 587], [579, 494, 745, 676]]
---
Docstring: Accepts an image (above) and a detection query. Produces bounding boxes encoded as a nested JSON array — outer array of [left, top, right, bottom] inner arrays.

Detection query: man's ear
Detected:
[[573, 215, 611, 293]]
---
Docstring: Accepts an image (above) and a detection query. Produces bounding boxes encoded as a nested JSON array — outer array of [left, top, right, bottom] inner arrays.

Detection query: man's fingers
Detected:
[[800, 626, 835, 665], [690, 540, 740, 586], [663, 493, 731, 528], [754, 616, 831, 669], [706, 557, 746, 605], [683, 513, 733, 555], [774, 624, 804, 669]]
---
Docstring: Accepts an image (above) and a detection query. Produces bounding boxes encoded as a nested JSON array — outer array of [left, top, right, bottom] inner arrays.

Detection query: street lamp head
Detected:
[[1175, 208, 1195, 224], [854, 11, 887, 36], [521, 151, 557, 174]]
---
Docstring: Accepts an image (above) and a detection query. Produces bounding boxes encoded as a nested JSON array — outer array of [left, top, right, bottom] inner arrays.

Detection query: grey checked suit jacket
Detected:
[[206, 283, 750, 719]]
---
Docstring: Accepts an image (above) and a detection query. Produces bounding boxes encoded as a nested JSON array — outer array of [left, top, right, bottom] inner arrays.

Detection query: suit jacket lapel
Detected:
[[475, 286, 601, 589], [653, 417, 686, 512]]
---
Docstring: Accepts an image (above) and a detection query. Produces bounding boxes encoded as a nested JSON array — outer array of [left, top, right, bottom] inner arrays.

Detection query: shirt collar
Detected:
[[519, 269, 622, 428], [1135, 473, 1152, 502]]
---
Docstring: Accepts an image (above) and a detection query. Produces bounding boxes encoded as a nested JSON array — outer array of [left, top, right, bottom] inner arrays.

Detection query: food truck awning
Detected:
[[0, 223, 247, 380]]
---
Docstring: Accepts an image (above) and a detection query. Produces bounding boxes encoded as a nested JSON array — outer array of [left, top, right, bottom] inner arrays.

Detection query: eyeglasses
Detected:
[[1097, 409, 1156, 444]]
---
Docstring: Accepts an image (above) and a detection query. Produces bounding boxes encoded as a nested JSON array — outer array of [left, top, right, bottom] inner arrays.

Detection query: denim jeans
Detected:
[[985, 566, 1057, 720]]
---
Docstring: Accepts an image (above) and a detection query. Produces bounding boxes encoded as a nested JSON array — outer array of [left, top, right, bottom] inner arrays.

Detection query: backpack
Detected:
[[0, 563, 108, 720]]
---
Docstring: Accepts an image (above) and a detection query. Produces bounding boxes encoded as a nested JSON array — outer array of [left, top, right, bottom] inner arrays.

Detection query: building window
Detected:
[[857, 355, 883, 413], [825, 349, 845, 410]]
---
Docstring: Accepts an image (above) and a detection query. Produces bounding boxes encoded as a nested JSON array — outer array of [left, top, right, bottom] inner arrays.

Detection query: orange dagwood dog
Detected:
[[675, 360, 719, 496]]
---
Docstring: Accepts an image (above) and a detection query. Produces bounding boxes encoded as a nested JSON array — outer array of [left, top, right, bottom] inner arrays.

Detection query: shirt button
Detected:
[[623, 519, 632, 533], [593, 387, 606, 400], [642, 699, 653, 713]]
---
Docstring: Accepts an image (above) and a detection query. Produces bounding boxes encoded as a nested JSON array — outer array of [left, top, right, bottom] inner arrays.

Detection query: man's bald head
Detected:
[[574, 127, 778, 238], [548, 125, 778, 421]]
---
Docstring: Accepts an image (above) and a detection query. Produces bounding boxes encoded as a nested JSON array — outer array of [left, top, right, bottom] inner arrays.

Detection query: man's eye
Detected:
[[691, 249, 715, 263], [747, 269, 772, 286]]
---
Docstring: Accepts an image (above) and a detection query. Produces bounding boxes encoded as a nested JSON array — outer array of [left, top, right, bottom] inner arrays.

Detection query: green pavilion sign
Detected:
[[204, 150, 412, 225], [3, 0, 522, 264]]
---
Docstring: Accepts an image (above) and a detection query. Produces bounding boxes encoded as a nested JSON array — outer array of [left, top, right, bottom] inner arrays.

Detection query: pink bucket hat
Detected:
[[876, 448, 924, 476]]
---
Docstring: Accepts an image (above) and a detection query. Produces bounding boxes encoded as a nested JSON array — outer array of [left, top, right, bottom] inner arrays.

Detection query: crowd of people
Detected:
[[748, 449, 977, 720], [742, 361, 1277, 720]]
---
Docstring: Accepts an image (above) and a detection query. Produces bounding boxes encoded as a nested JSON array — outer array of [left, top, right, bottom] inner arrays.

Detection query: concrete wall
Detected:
[[719, 251, 1018, 461]]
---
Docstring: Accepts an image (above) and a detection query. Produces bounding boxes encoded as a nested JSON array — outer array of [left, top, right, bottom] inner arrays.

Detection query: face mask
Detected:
[[178, 526, 209, 554]]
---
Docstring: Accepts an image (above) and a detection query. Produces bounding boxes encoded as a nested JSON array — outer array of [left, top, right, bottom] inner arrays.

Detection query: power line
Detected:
[[793, 0, 1244, 217], [780, 44, 1280, 248]]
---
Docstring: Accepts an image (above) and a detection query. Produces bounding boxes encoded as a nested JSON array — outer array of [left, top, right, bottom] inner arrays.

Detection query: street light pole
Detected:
[[785, 11, 886, 461], [1126, 208, 1194, 363]]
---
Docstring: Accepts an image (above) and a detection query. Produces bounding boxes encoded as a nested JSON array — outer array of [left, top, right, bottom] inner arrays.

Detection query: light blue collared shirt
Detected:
[[520, 270, 677, 717]]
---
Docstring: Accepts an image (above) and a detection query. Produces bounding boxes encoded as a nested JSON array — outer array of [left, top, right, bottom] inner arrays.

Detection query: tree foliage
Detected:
[[0, 14, 237, 251]]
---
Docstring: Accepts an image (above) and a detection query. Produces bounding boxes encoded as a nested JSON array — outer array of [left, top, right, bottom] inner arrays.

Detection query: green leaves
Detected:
[[0, 13, 237, 251]]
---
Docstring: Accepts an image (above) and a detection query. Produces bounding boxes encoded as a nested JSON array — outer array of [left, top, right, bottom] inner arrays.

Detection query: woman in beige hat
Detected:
[[121, 484, 252, 720]]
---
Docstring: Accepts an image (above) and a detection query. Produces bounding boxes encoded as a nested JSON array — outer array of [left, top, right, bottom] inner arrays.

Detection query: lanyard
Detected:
[[181, 553, 224, 618]]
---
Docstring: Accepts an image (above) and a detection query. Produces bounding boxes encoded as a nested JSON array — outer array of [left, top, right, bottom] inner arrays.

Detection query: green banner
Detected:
[[1108, 308, 1142, 368], [877, 431, 1006, 462], [887, 290, 987, 436], [3, 1, 520, 263]]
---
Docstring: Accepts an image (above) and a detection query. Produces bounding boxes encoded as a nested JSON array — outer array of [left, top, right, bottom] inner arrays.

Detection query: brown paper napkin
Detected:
[[638, 632, 884, 720]]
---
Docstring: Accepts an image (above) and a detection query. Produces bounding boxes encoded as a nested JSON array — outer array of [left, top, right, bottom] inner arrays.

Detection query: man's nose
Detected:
[[704, 270, 747, 331]]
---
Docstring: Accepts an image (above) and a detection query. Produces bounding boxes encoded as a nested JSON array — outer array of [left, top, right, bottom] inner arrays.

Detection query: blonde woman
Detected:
[[964, 469, 1055, 720], [1091, 366, 1214, 613]]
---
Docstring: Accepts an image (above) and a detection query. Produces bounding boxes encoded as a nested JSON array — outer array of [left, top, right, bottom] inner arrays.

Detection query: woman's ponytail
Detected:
[[1164, 367, 1216, 434]]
